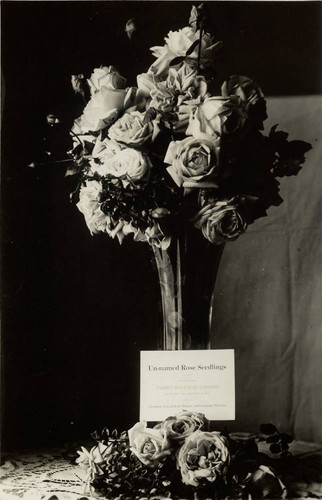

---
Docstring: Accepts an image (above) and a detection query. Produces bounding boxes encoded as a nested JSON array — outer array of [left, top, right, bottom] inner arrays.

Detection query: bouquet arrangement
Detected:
[[64, 3, 311, 250], [76, 411, 292, 499]]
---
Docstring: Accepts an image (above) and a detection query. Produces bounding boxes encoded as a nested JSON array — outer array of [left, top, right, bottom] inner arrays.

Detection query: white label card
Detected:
[[140, 349, 235, 422]]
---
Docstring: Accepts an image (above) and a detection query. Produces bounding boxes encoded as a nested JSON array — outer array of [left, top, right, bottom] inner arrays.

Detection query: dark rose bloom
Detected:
[[248, 465, 287, 498], [194, 198, 247, 245], [222, 74, 267, 129]]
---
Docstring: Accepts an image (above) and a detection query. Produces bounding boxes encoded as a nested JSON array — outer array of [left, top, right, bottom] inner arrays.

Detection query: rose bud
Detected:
[[125, 18, 137, 40], [248, 465, 287, 498]]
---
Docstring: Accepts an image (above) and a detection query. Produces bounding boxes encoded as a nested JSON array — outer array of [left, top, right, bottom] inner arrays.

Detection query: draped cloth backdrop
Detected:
[[212, 95, 322, 443]]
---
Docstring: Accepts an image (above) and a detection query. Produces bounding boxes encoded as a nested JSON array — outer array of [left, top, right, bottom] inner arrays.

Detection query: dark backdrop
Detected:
[[1, 1, 321, 452]]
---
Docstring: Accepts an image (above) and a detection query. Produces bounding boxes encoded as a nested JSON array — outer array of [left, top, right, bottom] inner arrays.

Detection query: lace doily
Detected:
[[0, 449, 98, 500], [1, 441, 322, 500]]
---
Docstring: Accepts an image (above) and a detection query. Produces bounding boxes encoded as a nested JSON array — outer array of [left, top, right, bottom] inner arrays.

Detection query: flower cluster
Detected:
[[76, 412, 290, 499], [68, 4, 311, 250]]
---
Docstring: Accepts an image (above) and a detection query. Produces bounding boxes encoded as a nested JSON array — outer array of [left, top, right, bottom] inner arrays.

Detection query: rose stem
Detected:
[[197, 27, 203, 72]]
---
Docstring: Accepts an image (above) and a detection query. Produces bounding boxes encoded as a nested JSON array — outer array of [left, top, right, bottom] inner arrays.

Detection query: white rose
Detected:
[[149, 63, 207, 116], [128, 421, 172, 468], [108, 111, 154, 147], [186, 95, 247, 139], [165, 135, 220, 189], [87, 66, 127, 95], [76, 181, 107, 235], [91, 147, 151, 181], [166, 63, 207, 100], [150, 26, 219, 77], [90, 136, 122, 161], [73, 86, 140, 134], [76, 442, 112, 471], [73, 87, 126, 133], [137, 71, 157, 98], [77, 181, 145, 243]]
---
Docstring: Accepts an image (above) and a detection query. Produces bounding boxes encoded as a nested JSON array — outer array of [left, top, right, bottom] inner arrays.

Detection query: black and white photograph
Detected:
[[1, 1, 322, 498]]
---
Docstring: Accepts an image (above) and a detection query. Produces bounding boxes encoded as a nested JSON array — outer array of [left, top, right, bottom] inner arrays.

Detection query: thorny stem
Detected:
[[169, 122, 175, 141], [28, 158, 73, 167], [70, 129, 83, 146], [197, 28, 203, 72]]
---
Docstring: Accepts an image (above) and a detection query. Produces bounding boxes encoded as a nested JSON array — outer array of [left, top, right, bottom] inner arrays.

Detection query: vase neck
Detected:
[[153, 231, 224, 350]]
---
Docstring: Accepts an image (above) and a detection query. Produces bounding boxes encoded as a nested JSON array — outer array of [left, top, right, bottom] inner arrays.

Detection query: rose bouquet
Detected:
[[76, 412, 291, 499], [64, 3, 310, 250]]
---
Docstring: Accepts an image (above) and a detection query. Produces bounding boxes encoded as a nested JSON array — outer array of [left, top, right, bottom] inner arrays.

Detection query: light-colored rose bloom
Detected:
[[194, 198, 247, 245], [76, 181, 117, 237], [76, 180, 104, 235], [87, 66, 127, 95], [137, 72, 158, 98], [177, 430, 230, 487], [171, 97, 203, 133], [128, 421, 172, 467], [91, 147, 151, 181], [150, 26, 218, 77], [137, 66, 206, 133], [156, 411, 209, 445], [165, 135, 220, 189], [150, 64, 207, 115], [90, 136, 122, 161], [73, 86, 128, 133], [77, 180, 145, 243], [108, 111, 154, 147], [73, 84, 143, 134], [76, 442, 112, 472], [186, 95, 247, 139], [167, 64, 207, 100]]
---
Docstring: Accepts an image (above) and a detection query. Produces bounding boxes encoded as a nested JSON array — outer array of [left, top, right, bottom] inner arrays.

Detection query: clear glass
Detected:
[[153, 228, 224, 350]]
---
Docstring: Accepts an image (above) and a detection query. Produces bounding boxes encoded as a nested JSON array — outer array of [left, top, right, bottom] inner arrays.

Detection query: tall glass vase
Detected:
[[152, 228, 224, 350]]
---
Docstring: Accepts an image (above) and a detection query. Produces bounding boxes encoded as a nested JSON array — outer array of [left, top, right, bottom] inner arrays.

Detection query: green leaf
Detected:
[[279, 432, 293, 444], [65, 162, 82, 177], [169, 56, 185, 67], [186, 39, 199, 56], [270, 443, 282, 454], [260, 423, 277, 435], [266, 434, 280, 444]]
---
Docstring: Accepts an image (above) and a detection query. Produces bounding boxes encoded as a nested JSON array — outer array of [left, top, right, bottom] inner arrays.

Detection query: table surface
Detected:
[[1, 440, 322, 500]]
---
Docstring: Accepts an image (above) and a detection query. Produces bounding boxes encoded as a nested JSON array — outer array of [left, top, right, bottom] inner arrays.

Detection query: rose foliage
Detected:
[[65, 4, 311, 249], [76, 411, 291, 499]]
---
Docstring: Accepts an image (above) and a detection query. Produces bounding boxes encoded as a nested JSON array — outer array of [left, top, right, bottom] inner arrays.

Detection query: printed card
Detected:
[[140, 349, 235, 421]]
